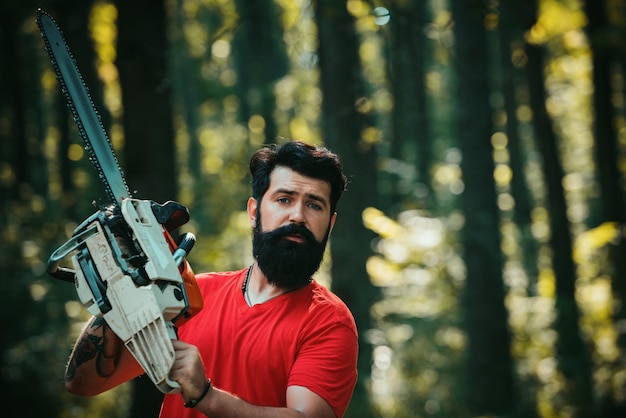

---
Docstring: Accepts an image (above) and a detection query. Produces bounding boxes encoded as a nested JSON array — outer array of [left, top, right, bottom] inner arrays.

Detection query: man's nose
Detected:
[[288, 203, 306, 223]]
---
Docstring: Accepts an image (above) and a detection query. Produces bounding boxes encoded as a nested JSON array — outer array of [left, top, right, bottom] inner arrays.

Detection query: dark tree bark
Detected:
[[169, 4, 234, 227], [115, 0, 176, 415], [232, 0, 288, 144], [0, 6, 31, 206], [584, 0, 626, 414], [171, 0, 202, 183], [115, 0, 177, 204], [450, 0, 515, 414], [386, 1, 432, 212], [0, 4, 66, 417], [522, 1, 594, 416], [0, 3, 52, 207], [314, 1, 380, 416], [585, 0, 624, 225], [497, 1, 540, 295]]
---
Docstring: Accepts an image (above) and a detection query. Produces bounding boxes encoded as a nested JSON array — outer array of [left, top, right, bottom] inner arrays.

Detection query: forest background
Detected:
[[2, 0, 626, 417]]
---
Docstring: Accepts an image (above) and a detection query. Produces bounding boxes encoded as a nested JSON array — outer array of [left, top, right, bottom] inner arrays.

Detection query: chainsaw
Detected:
[[36, 9, 203, 394]]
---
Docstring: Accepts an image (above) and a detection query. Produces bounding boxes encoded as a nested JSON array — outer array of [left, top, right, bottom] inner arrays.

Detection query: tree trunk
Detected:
[[232, 0, 288, 144], [387, 1, 432, 213], [523, 1, 594, 415], [0, 6, 31, 205], [584, 0, 626, 414], [116, 0, 177, 204], [314, 1, 380, 416], [450, 0, 515, 414], [497, 1, 540, 295], [115, 0, 175, 415], [171, 0, 201, 185]]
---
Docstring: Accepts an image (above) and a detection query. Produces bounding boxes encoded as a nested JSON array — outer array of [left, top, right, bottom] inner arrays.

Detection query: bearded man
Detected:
[[64, 140, 359, 418]]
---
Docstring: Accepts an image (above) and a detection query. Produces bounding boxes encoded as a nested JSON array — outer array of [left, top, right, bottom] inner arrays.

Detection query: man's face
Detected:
[[248, 166, 337, 287]]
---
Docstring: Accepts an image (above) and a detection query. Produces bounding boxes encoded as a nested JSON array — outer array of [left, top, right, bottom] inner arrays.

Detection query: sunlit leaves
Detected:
[[89, 2, 117, 63], [432, 158, 463, 196], [495, 164, 513, 187], [4, 0, 625, 415], [0, 162, 16, 189], [364, 206, 466, 416], [185, 20, 210, 57], [87, 0, 124, 174], [527, 0, 588, 45], [40, 68, 57, 91]]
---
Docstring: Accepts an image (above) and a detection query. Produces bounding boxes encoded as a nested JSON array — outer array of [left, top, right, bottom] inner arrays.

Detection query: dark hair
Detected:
[[249, 140, 347, 213]]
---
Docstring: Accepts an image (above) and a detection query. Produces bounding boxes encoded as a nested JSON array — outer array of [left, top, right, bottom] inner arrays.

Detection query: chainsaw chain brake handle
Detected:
[[47, 200, 195, 282], [151, 200, 196, 265], [150, 200, 190, 233]]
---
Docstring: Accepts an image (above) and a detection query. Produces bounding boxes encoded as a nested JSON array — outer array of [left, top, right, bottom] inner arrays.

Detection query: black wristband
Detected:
[[183, 378, 212, 408]]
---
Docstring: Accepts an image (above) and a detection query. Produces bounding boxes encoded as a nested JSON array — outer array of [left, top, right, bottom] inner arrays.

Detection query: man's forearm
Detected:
[[66, 317, 119, 382], [65, 316, 141, 396], [190, 385, 335, 418], [194, 387, 305, 418]]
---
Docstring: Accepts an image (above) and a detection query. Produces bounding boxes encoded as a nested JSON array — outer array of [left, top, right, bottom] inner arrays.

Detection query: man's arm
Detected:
[[169, 340, 336, 418], [65, 316, 144, 396], [195, 385, 335, 418]]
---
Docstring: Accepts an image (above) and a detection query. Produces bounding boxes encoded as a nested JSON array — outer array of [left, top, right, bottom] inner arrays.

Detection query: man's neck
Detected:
[[244, 263, 290, 306]]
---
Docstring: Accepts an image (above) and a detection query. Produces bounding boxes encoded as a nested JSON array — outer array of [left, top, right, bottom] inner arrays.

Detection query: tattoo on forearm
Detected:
[[66, 317, 119, 382]]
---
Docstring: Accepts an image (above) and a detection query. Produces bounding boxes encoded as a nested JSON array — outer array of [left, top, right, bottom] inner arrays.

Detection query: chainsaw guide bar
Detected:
[[36, 9, 130, 205]]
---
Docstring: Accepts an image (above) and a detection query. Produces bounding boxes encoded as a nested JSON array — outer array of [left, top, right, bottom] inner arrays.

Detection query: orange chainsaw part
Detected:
[[164, 230, 204, 325]]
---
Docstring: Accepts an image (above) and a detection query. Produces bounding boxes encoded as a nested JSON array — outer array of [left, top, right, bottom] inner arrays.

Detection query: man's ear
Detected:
[[247, 197, 258, 228], [329, 212, 337, 235]]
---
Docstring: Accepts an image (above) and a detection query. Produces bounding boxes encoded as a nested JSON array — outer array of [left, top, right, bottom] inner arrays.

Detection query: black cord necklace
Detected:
[[242, 265, 312, 306], [241, 265, 253, 295]]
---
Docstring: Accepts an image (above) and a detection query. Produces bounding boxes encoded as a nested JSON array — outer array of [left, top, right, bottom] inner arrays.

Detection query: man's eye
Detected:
[[308, 203, 322, 210], [278, 197, 290, 204]]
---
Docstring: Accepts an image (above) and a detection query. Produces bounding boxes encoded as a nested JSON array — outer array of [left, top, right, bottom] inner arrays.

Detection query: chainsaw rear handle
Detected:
[[47, 223, 99, 283], [47, 199, 196, 283], [48, 230, 196, 282]]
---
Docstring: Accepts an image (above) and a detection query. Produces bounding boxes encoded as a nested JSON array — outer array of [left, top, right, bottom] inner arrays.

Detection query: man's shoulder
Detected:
[[307, 281, 357, 331], [309, 280, 347, 306], [196, 268, 246, 281], [195, 268, 247, 291]]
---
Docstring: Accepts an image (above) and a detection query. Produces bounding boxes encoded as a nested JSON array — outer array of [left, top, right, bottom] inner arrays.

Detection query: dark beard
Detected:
[[253, 222, 329, 288]]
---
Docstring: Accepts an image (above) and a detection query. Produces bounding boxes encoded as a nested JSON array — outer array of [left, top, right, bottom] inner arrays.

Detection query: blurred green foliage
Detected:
[[2, 0, 626, 417]]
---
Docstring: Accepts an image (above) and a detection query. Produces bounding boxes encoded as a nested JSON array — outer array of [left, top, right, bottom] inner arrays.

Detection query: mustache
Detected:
[[266, 223, 318, 245]]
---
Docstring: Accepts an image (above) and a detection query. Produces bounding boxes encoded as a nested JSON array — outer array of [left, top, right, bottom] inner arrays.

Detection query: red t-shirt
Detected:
[[159, 268, 358, 418]]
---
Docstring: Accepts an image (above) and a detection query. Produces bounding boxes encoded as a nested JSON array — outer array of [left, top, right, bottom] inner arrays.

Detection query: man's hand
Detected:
[[168, 340, 336, 417], [169, 339, 210, 404]]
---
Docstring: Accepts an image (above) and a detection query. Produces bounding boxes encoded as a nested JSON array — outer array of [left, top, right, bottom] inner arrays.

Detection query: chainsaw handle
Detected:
[[48, 266, 76, 283], [47, 223, 99, 283], [173, 232, 196, 266]]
